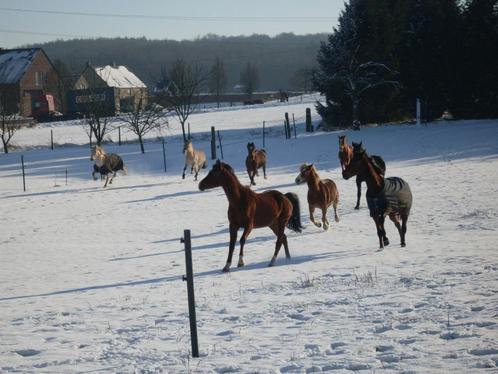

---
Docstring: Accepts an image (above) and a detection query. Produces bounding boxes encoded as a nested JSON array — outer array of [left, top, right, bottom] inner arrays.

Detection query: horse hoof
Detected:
[[401, 243, 406, 248], [237, 261, 244, 268], [268, 261, 275, 267], [354, 206, 360, 210], [222, 267, 230, 273], [323, 224, 329, 231], [314, 222, 321, 228], [383, 237, 390, 246]]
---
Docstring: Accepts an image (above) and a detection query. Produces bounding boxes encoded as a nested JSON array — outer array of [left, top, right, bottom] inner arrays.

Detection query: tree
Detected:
[[208, 57, 227, 108], [159, 59, 205, 142], [0, 87, 21, 154], [120, 96, 167, 153], [291, 67, 314, 93], [240, 62, 259, 100]]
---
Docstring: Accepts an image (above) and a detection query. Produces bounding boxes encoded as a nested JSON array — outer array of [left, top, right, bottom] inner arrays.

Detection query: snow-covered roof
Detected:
[[93, 65, 146, 89], [0, 49, 39, 84]]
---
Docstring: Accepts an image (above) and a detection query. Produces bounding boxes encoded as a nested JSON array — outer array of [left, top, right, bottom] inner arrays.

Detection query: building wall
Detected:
[[19, 51, 58, 117]]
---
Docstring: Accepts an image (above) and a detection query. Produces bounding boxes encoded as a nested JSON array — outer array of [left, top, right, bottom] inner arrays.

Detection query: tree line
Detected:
[[31, 33, 325, 92], [313, 0, 498, 127]]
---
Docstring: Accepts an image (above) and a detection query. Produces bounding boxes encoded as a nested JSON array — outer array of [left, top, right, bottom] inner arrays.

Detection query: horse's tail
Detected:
[[122, 164, 128, 175], [285, 192, 303, 233]]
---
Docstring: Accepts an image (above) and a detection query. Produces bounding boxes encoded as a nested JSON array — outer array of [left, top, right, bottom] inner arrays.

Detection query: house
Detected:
[[0, 48, 59, 117], [73, 63, 147, 113]]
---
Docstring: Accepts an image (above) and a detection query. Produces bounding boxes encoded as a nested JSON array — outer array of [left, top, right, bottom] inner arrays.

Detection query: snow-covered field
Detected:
[[1, 97, 497, 373]]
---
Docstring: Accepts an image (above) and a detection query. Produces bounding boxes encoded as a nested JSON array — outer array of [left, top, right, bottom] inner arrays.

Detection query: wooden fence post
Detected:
[[50, 129, 54, 150], [292, 113, 297, 138], [306, 108, 312, 132], [118, 126, 121, 146], [210, 126, 216, 160], [285, 112, 291, 139], [181, 229, 199, 358], [262, 120, 266, 148]]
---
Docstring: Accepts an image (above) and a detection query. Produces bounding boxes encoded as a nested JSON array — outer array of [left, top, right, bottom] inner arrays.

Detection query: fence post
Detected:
[[416, 98, 421, 126], [292, 113, 297, 139], [217, 130, 224, 160], [118, 126, 121, 146], [65, 168, 68, 186], [181, 229, 199, 358], [21, 155, 26, 192], [50, 129, 54, 150], [262, 120, 266, 148], [306, 108, 312, 132], [285, 112, 291, 139], [210, 126, 216, 160], [188, 123, 191, 140], [162, 139, 167, 173]]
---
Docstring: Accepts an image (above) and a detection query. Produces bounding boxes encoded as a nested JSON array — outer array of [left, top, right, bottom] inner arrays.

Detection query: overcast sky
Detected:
[[0, 0, 342, 48]]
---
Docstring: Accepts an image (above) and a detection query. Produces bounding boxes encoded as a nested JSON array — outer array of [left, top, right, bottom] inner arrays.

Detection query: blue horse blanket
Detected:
[[366, 177, 412, 217]]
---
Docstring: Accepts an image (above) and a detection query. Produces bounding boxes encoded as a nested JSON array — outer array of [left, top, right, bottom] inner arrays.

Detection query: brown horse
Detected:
[[199, 160, 303, 272], [295, 163, 340, 231], [342, 142, 412, 249], [338, 135, 386, 209], [245, 142, 267, 186]]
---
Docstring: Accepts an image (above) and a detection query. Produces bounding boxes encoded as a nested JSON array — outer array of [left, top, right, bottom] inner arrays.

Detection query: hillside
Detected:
[[30, 33, 328, 91]]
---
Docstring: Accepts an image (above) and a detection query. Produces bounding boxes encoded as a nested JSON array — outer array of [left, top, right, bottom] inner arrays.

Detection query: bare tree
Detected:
[[120, 96, 167, 153], [83, 94, 114, 146], [291, 67, 314, 93], [240, 62, 259, 100], [208, 57, 227, 108], [159, 59, 205, 142], [0, 87, 21, 154]]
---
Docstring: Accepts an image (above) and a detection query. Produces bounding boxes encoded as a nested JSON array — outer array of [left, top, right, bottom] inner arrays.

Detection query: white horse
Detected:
[[90, 145, 128, 187], [182, 140, 207, 181]]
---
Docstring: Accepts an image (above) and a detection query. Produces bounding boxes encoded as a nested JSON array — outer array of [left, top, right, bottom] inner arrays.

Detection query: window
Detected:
[[35, 72, 45, 87]]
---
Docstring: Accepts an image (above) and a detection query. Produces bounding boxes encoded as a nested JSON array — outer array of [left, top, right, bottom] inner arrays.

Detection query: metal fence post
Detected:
[[181, 229, 199, 358]]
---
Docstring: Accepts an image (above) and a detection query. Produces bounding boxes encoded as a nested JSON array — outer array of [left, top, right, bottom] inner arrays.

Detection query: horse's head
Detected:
[[338, 135, 346, 148], [342, 142, 366, 180], [247, 142, 255, 155], [183, 140, 192, 154], [199, 160, 235, 191], [295, 163, 316, 184], [90, 145, 104, 161]]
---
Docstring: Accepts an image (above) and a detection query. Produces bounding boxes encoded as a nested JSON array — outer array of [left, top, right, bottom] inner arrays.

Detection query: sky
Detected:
[[0, 0, 343, 48]]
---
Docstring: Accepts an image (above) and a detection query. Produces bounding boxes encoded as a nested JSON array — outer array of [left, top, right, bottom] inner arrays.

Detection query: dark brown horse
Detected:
[[342, 142, 412, 249], [338, 136, 386, 209], [245, 142, 267, 186], [295, 163, 340, 231], [199, 160, 303, 272]]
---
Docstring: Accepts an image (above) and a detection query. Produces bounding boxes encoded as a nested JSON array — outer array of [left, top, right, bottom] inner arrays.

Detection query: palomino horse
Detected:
[[245, 142, 267, 185], [199, 160, 303, 272], [90, 146, 127, 187], [182, 140, 207, 181], [338, 135, 386, 209], [295, 163, 339, 231], [342, 142, 412, 249]]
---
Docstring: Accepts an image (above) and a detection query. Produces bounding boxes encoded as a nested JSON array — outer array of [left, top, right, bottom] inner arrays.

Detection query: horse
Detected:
[[90, 146, 127, 188], [182, 139, 207, 181], [245, 142, 267, 186], [338, 135, 386, 209], [295, 163, 340, 231], [199, 160, 303, 272], [342, 142, 412, 249]]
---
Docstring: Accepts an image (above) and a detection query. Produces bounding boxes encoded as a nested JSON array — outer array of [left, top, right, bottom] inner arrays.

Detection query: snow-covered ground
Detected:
[[1, 97, 497, 373]]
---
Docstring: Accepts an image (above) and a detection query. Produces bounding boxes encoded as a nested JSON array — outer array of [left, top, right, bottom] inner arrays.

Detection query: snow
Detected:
[[0, 49, 38, 84], [1, 96, 498, 373], [94, 65, 147, 89]]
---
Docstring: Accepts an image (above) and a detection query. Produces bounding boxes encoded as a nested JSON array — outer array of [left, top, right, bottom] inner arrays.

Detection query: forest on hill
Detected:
[[30, 33, 327, 91]]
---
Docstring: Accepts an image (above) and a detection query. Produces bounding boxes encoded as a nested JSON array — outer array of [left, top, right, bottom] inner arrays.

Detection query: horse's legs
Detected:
[[109, 171, 116, 184], [374, 215, 388, 249], [269, 223, 286, 266], [103, 175, 110, 188], [355, 177, 362, 209], [389, 213, 403, 245], [400, 213, 408, 247], [182, 163, 187, 179], [263, 163, 267, 179], [309, 205, 321, 228], [269, 225, 290, 259], [238, 225, 253, 267], [333, 201, 340, 222], [249, 170, 256, 186], [321, 207, 329, 231], [223, 224, 239, 272], [194, 165, 199, 181]]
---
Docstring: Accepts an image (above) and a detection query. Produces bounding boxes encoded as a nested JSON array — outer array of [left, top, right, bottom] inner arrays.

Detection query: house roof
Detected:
[[93, 65, 146, 89], [0, 48, 40, 84]]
